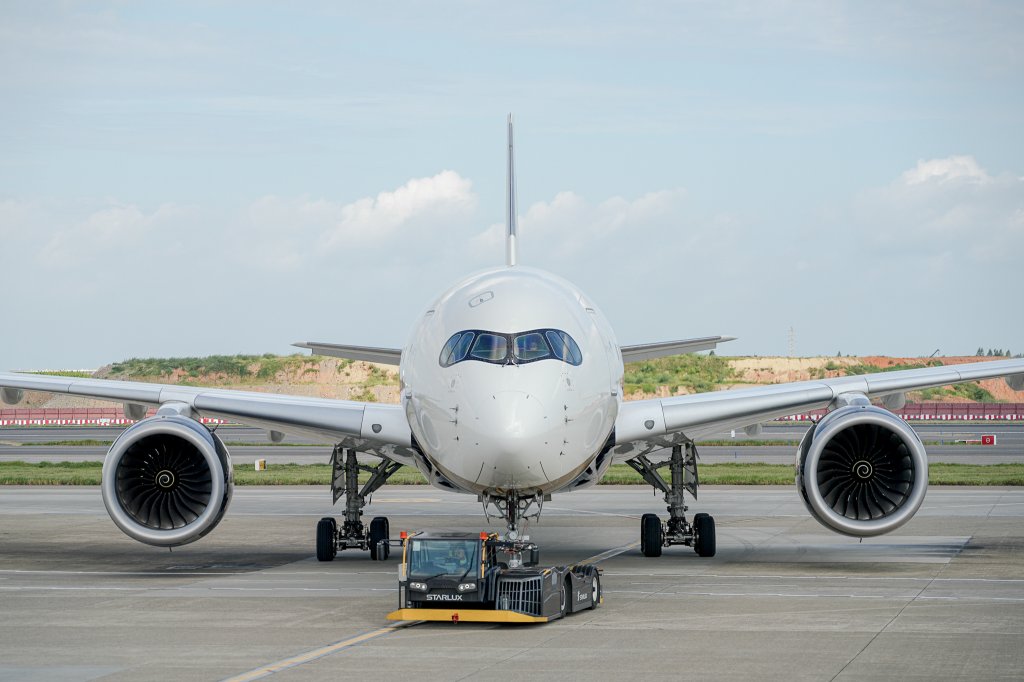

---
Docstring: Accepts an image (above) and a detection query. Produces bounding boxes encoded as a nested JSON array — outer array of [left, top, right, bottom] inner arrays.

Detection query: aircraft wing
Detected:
[[612, 358, 1024, 459], [0, 371, 416, 464], [293, 342, 401, 365], [620, 336, 735, 362]]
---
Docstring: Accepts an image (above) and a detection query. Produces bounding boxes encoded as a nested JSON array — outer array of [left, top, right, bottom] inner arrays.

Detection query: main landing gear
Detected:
[[628, 442, 716, 558], [316, 446, 402, 561]]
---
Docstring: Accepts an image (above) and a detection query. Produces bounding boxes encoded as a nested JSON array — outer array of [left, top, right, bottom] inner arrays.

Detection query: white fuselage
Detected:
[[400, 266, 623, 497]]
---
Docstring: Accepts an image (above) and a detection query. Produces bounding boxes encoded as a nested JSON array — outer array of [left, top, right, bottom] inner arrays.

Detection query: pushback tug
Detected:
[[387, 530, 601, 623]]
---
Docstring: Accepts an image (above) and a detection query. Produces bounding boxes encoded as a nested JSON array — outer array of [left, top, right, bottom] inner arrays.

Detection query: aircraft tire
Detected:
[[694, 513, 716, 557], [316, 517, 336, 562], [369, 516, 389, 561], [641, 513, 662, 557]]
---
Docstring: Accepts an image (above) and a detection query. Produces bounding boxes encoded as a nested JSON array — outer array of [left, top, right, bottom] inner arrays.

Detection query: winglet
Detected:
[[505, 113, 518, 267]]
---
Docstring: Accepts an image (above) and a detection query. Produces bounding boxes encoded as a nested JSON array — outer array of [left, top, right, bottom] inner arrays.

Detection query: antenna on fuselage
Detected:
[[505, 113, 518, 267]]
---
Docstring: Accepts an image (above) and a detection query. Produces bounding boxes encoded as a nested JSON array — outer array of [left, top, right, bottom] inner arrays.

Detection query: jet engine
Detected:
[[796, 404, 927, 537], [101, 414, 233, 547]]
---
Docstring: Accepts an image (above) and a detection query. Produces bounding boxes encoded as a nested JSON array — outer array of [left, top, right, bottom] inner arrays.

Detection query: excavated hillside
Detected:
[[12, 353, 1024, 409]]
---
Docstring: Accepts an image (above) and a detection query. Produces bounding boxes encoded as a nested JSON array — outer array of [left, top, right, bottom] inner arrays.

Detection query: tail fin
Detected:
[[505, 113, 518, 267]]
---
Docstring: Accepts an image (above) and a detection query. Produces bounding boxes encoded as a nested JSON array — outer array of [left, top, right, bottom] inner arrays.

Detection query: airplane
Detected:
[[2, 116, 1023, 561]]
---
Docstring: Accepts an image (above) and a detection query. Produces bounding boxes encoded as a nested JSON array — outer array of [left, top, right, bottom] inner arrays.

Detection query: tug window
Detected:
[[408, 539, 479, 580]]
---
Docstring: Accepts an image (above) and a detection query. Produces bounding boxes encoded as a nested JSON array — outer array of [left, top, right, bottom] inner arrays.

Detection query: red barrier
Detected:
[[0, 407, 227, 426], [2, 403, 1023, 427]]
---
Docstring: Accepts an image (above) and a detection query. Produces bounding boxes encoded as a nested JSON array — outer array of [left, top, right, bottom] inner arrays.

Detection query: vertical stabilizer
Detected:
[[505, 114, 518, 267]]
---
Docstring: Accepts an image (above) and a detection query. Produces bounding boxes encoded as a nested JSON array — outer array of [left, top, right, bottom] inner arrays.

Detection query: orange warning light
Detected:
[[400, 531, 408, 540]]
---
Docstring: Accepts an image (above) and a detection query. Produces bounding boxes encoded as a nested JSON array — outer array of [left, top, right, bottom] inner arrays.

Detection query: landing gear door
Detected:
[[683, 441, 699, 499]]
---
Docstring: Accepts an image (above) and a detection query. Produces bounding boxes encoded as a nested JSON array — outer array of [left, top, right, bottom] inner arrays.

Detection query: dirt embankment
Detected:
[[728, 356, 1023, 403], [20, 358, 401, 408], [11, 355, 1023, 408]]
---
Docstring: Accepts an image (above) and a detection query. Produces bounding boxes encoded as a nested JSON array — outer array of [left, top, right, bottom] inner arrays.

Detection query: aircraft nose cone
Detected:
[[480, 391, 547, 450], [465, 391, 557, 487]]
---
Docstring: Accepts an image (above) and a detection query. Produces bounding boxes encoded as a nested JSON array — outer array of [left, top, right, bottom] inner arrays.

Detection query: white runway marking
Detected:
[[605, 589, 1024, 602], [603, 572, 1024, 583]]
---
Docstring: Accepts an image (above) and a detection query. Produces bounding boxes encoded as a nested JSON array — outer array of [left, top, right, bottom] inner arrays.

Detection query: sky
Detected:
[[2, 1, 1022, 369]]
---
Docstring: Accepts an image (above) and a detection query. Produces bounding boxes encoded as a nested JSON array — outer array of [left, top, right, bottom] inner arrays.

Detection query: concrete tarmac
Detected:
[[1, 485, 1022, 680]]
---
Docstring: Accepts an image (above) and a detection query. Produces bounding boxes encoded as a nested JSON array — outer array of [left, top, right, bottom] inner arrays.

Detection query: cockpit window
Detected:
[[545, 330, 583, 365], [470, 333, 508, 362], [438, 329, 582, 367], [439, 331, 475, 366], [439, 333, 462, 366], [514, 332, 550, 361]]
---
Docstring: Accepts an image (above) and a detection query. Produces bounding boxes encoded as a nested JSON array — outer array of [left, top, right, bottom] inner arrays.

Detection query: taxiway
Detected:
[[1, 485, 1022, 680]]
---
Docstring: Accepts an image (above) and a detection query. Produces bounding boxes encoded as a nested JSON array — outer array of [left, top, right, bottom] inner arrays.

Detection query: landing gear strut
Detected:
[[316, 446, 401, 561], [628, 442, 715, 558], [481, 490, 546, 540]]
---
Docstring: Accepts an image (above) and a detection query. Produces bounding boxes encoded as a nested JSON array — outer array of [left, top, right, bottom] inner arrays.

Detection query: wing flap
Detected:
[[293, 342, 401, 365], [620, 336, 736, 362]]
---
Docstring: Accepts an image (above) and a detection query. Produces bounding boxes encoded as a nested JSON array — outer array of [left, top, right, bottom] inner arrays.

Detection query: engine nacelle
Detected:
[[102, 415, 233, 547], [796, 404, 927, 537]]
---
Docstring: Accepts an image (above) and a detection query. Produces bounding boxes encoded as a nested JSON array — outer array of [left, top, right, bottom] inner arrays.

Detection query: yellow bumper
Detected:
[[386, 608, 548, 624]]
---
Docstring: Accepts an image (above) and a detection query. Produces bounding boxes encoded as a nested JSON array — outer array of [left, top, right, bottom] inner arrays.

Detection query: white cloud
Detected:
[[233, 171, 479, 271], [321, 170, 476, 250], [36, 202, 191, 268], [899, 156, 991, 186], [848, 156, 1023, 263], [474, 188, 688, 259]]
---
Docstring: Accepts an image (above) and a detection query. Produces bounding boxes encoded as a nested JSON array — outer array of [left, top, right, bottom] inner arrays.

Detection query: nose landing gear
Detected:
[[315, 446, 402, 561], [629, 442, 716, 558], [481, 490, 547, 539]]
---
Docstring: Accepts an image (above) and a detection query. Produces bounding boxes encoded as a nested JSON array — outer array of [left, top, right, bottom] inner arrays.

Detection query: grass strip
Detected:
[[2, 461, 1023, 486], [20, 440, 114, 447], [11, 438, 991, 448]]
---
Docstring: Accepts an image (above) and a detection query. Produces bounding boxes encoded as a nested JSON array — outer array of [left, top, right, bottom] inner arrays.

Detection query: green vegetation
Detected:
[[4, 461, 1022, 486], [696, 439, 797, 446], [106, 354, 321, 382], [839, 360, 943, 375], [600, 463, 795, 485], [26, 370, 94, 378], [21, 440, 112, 447], [48, 437, 1000, 448], [807, 359, 997, 401], [929, 463, 1024, 485], [918, 384, 996, 402], [364, 364, 396, 387], [623, 353, 736, 395], [0, 461, 105, 485]]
